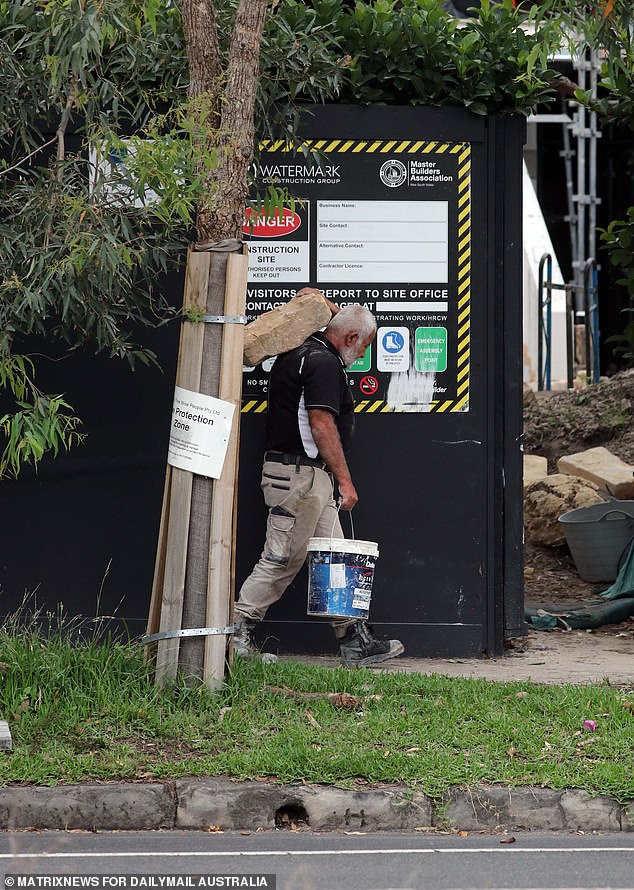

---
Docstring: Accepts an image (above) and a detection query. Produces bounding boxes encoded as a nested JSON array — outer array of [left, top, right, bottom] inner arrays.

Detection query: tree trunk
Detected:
[[181, 0, 221, 112], [197, 0, 268, 242], [150, 0, 269, 685]]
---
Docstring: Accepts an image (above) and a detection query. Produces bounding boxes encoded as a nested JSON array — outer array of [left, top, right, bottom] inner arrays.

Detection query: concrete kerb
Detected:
[[440, 786, 628, 833], [175, 778, 432, 831], [0, 783, 175, 832], [0, 780, 632, 832]]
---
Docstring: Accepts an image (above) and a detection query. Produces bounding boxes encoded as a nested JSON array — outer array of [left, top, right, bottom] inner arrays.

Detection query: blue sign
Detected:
[[382, 330, 405, 354]]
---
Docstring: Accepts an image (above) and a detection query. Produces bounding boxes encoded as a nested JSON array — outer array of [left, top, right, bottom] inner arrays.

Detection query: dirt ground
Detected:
[[523, 369, 634, 640]]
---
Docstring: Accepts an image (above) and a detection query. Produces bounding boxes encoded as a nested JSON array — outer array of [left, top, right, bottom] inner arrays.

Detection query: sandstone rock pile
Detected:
[[524, 446, 634, 548]]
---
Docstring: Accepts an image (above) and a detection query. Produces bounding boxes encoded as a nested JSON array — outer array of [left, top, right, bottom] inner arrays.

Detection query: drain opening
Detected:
[[275, 803, 309, 829]]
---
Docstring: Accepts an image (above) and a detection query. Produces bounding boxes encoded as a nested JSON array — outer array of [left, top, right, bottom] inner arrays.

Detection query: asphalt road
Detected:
[[1, 831, 633, 890]]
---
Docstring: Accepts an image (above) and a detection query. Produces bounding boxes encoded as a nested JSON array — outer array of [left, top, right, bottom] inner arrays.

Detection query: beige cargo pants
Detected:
[[234, 458, 355, 637]]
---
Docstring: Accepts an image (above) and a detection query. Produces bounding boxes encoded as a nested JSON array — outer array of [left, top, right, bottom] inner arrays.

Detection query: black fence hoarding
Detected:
[[0, 106, 523, 658]]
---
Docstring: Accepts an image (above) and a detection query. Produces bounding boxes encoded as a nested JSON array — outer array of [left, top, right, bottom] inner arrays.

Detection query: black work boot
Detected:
[[233, 620, 278, 663], [339, 621, 404, 668]]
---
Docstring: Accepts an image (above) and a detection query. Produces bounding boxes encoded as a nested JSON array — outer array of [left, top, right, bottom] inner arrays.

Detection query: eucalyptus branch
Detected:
[[55, 78, 79, 171], [43, 79, 79, 248], [0, 136, 58, 180]]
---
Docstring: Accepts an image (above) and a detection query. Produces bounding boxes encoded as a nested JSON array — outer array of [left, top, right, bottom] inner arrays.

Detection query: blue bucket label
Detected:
[[307, 550, 377, 618]]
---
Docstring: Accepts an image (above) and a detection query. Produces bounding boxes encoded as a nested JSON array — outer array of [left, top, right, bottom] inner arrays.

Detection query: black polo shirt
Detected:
[[264, 333, 355, 459]]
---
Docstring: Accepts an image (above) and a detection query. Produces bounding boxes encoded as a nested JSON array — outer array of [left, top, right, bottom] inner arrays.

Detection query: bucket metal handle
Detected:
[[331, 503, 355, 542]]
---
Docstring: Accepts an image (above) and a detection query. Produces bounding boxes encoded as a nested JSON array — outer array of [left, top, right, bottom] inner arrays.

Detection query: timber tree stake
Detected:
[[145, 241, 248, 690]]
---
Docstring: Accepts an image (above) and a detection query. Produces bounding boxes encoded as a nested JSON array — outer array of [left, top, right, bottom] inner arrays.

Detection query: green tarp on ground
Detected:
[[526, 541, 634, 630]]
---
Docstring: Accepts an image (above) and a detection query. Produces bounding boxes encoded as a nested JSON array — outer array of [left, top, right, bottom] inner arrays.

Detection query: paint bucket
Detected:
[[306, 537, 379, 619], [558, 501, 634, 583]]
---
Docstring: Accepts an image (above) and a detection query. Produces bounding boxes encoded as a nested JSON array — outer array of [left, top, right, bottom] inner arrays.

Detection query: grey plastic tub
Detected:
[[558, 500, 634, 583]]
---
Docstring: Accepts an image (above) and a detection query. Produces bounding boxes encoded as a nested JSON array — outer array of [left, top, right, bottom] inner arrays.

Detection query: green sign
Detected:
[[415, 327, 447, 373], [349, 345, 371, 373]]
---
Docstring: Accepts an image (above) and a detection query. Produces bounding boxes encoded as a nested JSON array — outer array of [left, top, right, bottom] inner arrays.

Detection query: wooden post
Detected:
[[144, 464, 171, 661], [204, 250, 248, 686], [178, 250, 227, 680], [152, 249, 210, 683]]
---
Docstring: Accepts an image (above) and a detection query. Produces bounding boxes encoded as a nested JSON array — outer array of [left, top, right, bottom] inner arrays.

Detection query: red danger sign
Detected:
[[359, 375, 379, 395], [243, 207, 301, 237]]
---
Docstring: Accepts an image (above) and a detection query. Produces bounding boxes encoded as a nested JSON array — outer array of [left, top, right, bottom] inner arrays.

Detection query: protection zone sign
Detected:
[[168, 386, 235, 479]]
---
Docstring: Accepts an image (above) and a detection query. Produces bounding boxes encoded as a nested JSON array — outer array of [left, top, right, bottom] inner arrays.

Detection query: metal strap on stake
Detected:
[[143, 626, 233, 646], [183, 315, 247, 325]]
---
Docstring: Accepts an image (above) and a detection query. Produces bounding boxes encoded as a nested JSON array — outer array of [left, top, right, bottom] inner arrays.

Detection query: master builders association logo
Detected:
[[379, 158, 407, 188]]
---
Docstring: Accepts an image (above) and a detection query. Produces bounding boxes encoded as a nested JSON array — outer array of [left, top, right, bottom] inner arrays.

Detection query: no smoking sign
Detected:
[[359, 375, 379, 396]]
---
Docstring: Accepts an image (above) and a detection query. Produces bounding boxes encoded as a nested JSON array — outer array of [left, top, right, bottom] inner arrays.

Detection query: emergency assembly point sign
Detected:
[[167, 386, 235, 479]]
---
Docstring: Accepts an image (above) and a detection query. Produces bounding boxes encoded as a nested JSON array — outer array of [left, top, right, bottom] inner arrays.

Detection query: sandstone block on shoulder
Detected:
[[243, 293, 332, 366], [524, 454, 548, 489], [558, 446, 634, 499], [524, 473, 604, 546]]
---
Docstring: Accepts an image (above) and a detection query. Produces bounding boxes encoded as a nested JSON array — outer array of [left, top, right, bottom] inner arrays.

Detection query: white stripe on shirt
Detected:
[[298, 393, 319, 459]]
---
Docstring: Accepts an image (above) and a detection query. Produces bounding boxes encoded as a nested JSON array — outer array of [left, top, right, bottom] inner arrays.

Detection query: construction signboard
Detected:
[[243, 137, 471, 414]]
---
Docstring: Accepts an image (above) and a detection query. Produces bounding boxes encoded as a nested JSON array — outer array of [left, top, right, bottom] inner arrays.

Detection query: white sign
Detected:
[[246, 205, 311, 283], [247, 240, 310, 283], [167, 386, 235, 479], [378, 326, 410, 372], [316, 200, 448, 283]]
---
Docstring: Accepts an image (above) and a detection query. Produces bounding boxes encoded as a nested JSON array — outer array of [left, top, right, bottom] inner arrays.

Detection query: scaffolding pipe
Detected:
[[588, 50, 600, 265], [560, 97, 577, 277], [574, 53, 587, 316]]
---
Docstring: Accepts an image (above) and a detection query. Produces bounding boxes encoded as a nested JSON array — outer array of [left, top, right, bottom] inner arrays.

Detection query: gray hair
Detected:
[[327, 305, 377, 341]]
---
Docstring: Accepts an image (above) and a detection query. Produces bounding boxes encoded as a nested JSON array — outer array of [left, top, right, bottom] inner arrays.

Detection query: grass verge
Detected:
[[0, 618, 632, 800]]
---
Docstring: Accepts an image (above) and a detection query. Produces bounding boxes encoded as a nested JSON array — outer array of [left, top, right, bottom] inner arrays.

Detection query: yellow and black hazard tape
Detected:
[[354, 400, 393, 413], [242, 399, 459, 414], [241, 400, 268, 414], [449, 141, 472, 414], [255, 137, 472, 413], [260, 138, 467, 156]]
